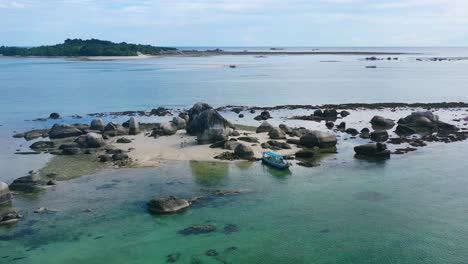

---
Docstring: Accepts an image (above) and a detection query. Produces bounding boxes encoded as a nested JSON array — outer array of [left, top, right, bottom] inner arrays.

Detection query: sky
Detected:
[[1, 0, 468, 47]]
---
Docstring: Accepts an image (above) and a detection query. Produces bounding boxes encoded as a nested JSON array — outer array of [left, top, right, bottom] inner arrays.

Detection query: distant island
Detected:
[[0, 38, 177, 57], [0, 39, 412, 59]]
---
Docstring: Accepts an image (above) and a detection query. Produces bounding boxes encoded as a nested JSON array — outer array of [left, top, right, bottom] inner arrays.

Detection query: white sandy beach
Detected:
[[109, 130, 300, 167]]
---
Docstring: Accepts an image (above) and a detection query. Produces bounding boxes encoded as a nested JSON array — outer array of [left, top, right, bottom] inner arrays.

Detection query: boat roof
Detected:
[[264, 151, 283, 157]]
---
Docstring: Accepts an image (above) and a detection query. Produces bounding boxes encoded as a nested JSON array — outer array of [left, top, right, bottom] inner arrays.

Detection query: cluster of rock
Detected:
[[292, 109, 350, 121], [186, 102, 234, 144], [0, 182, 21, 226], [354, 143, 391, 159]]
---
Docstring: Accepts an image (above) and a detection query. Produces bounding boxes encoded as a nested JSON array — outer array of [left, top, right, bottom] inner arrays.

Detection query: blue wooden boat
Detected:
[[261, 151, 291, 170]]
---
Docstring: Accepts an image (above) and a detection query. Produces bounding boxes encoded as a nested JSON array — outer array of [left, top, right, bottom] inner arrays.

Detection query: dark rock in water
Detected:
[[437, 121, 459, 132], [62, 147, 81, 155], [150, 107, 171, 116], [152, 122, 178, 137], [0, 209, 21, 226], [267, 140, 291, 149], [75, 132, 106, 148], [354, 143, 390, 159], [0, 182, 12, 205], [103, 122, 128, 137], [256, 121, 274, 133], [205, 249, 219, 256], [9, 172, 47, 192], [269, 127, 287, 139], [224, 246, 238, 253], [179, 225, 216, 235], [128, 117, 140, 135], [295, 149, 315, 158], [370, 130, 389, 142], [98, 154, 112, 162], [49, 124, 84, 139], [116, 138, 132, 144], [223, 224, 239, 234], [279, 124, 293, 134], [323, 109, 338, 118], [49, 113, 60, 119], [395, 124, 417, 136], [254, 110, 271, 120], [345, 128, 359, 135], [149, 196, 190, 214], [238, 114, 244, 118], [112, 153, 128, 161], [370, 116, 395, 129], [172, 117, 187, 130], [30, 141, 55, 150], [237, 136, 259, 143], [340, 110, 350, 117], [166, 252, 181, 263], [234, 144, 255, 159], [300, 131, 337, 148], [186, 103, 233, 144], [325, 122, 334, 129], [90, 119, 105, 131], [337, 122, 346, 130], [314, 109, 323, 117]]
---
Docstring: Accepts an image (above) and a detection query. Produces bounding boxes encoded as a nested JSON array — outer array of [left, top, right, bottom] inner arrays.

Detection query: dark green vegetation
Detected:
[[0, 39, 177, 57]]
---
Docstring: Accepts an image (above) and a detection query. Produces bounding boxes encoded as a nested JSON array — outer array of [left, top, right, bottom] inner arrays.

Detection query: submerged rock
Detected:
[[149, 196, 190, 214], [300, 131, 337, 148], [295, 149, 315, 158], [354, 143, 390, 159], [179, 224, 216, 235], [370, 130, 389, 142], [0, 209, 21, 226]]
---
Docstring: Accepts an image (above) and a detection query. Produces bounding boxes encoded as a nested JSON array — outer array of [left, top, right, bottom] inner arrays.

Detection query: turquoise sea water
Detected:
[[1, 48, 468, 263]]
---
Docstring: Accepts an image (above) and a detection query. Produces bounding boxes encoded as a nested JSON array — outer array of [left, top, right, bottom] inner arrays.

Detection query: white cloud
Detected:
[[0, 0, 30, 8]]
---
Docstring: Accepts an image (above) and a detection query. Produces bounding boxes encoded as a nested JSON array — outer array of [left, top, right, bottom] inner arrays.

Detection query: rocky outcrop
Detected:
[[354, 143, 390, 159], [151, 122, 177, 137], [0, 182, 12, 205], [397, 111, 458, 134], [268, 127, 287, 139], [30, 141, 55, 150], [186, 102, 233, 144], [0, 209, 21, 225], [256, 121, 273, 133], [75, 132, 106, 148], [234, 144, 255, 159], [370, 130, 389, 142], [300, 131, 337, 148], [90, 119, 105, 131], [172, 117, 187, 130], [267, 140, 291, 149], [116, 138, 132, 143], [237, 136, 259, 143], [49, 112, 60, 119], [279, 124, 293, 134], [49, 124, 84, 139], [370, 116, 395, 129], [345, 128, 359, 135], [148, 196, 190, 214], [9, 171, 48, 192], [150, 107, 171, 116], [128, 117, 140, 135], [224, 140, 240, 150], [103, 122, 128, 137], [254, 111, 271, 121]]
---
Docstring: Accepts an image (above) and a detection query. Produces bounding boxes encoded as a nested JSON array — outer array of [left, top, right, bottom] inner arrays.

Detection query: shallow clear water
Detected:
[[1, 142, 468, 264], [1, 48, 468, 263]]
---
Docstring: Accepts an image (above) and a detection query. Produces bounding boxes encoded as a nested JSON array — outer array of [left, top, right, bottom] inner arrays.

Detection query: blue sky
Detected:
[[1, 0, 468, 46]]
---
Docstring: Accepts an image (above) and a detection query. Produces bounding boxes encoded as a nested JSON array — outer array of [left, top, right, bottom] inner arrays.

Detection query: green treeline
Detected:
[[0, 39, 177, 56]]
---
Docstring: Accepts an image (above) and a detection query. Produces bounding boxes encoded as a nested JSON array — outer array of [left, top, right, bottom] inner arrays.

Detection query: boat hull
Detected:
[[262, 158, 290, 170]]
